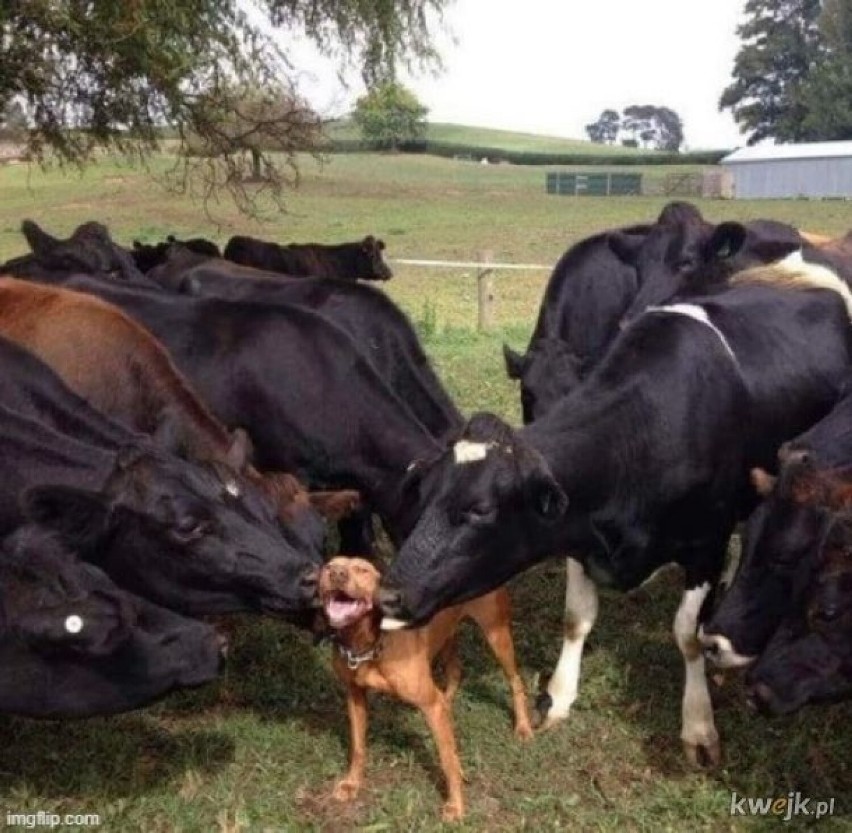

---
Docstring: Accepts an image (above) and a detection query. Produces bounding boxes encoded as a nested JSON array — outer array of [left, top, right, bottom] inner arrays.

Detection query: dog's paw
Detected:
[[514, 721, 534, 742], [441, 800, 464, 822], [332, 778, 361, 802]]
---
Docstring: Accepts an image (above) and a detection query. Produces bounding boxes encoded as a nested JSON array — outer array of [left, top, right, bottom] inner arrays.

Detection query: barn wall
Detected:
[[723, 157, 852, 199]]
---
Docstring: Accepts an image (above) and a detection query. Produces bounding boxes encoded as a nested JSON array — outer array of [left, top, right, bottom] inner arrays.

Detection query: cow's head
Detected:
[[702, 461, 849, 668], [503, 340, 585, 424], [0, 526, 222, 717], [379, 413, 567, 627], [746, 510, 852, 714], [617, 203, 714, 321], [23, 444, 323, 619], [359, 236, 393, 281]]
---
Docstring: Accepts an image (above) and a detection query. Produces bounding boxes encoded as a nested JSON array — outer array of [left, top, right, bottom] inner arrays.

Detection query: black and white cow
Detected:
[[381, 260, 852, 765]]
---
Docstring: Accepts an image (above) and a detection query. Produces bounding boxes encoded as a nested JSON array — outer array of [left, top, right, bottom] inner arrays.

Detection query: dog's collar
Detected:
[[332, 635, 383, 670]]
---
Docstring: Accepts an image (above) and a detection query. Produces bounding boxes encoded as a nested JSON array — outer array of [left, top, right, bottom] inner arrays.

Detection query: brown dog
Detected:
[[317, 556, 532, 822]]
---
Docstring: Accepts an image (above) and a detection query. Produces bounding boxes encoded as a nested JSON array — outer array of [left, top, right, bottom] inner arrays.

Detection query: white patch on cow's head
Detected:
[[224, 480, 241, 498], [453, 440, 492, 464], [64, 614, 84, 634], [697, 627, 756, 669]]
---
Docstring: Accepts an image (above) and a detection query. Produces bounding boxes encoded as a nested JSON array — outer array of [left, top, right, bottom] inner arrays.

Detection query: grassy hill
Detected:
[[324, 119, 658, 155]]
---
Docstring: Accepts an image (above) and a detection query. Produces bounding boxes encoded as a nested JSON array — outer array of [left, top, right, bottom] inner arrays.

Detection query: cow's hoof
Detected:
[[332, 778, 361, 802], [441, 800, 464, 822], [683, 735, 722, 768], [532, 692, 571, 731]]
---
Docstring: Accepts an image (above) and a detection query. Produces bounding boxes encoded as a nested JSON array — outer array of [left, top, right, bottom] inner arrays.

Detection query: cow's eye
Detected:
[[172, 516, 210, 542], [463, 504, 495, 525]]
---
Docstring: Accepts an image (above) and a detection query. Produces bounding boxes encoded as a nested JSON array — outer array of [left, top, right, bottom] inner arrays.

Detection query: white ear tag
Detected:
[[64, 615, 84, 634]]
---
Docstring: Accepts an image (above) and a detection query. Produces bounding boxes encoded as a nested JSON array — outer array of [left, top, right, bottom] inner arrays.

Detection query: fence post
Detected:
[[477, 251, 495, 332]]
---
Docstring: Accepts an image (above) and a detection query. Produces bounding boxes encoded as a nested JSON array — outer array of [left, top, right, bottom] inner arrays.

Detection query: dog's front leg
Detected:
[[333, 684, 368, 802], [421, 692, 464, 822]]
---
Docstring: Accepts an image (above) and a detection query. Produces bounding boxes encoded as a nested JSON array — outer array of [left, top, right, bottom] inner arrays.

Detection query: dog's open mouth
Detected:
[[324, 591, 372, 629]]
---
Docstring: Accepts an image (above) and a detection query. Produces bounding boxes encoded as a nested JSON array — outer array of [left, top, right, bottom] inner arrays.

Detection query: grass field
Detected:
[[0, 152, 851, 832]]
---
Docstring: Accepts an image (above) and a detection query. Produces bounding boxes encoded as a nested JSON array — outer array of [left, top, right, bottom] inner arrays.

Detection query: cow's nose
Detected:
[[329, 564, 348, 585], [778, 442, 810, 466], [299, 567, 319, 599], [378, 585, 404, 618], [698, 629, 755, 669], [745, 681, 776, 715]]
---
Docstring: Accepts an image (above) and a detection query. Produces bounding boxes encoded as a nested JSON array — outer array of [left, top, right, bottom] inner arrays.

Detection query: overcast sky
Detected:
[[283, 0, 749, 150]]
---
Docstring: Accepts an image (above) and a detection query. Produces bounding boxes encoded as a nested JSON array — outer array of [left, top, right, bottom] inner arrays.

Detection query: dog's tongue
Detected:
[[326, 597, 366, 626]]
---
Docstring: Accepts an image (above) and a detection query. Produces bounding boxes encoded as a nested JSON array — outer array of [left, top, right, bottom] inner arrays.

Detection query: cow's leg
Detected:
[[674, 580, 720, 767], [535, 557, 598, 729]]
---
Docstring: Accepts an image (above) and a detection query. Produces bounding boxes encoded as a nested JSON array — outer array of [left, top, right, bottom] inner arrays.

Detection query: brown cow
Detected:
[[0, 276, 358, 529]]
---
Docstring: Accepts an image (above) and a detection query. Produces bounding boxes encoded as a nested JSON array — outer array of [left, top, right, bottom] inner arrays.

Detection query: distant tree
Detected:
[[188, 85, 321, 183], [584, 109, 620, 144], [622, 105, 684, 151], [0, 1, 449, 216], [798, 0, 852, 140], [654, 107, 685, 151], [352, 83, 429, 149], [720, 0, 824, 144]]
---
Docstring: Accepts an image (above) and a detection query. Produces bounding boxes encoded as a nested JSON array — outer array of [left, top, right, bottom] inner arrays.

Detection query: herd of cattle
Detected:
[[0, 204, 850, 781]]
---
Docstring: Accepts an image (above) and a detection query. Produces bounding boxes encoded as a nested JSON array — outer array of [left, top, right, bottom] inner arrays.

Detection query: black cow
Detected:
[[0, 336, 323, 619], [223, 234, 393, 281], [701, 380, 852, 670], [17, 219, 148, 283], [502, 221, 650, 422], [131, 235, 221, 273], [382, 270, 852, 765], [147, 260, 462, 440], [0, 526, 222, 717], [746, 507, 852, 714]]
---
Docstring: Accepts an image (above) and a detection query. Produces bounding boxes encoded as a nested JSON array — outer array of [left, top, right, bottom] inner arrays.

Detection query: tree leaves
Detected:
[[721, 0, 851, 144], [0, 0, 448, 216]]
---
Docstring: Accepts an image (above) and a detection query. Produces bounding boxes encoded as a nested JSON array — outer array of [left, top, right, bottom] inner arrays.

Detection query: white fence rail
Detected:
[[389, 254, 551, 331]]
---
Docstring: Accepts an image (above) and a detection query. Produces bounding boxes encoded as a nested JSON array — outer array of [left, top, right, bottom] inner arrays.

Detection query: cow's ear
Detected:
[[503, 344, 527, 379], [309, 490, 362, 521], [377, 239, 386, 251], [166, 234, 177, 243], [21, 486, 110, 548], [533, 479, 568, 521], [608, 231, 643, 264], [705, 222, 747, 262], [362, 235, 376, 250], [750, 468, 777, 497], [226, 428, 254, 471], [133, 240, 143, 249]]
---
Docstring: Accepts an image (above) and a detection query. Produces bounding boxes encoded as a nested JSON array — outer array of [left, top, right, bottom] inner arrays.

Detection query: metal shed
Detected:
[[721, 141, 852, 199]]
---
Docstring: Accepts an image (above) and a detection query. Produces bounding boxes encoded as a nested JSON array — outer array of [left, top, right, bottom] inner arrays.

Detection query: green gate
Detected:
[[546, 172, 642, 196]]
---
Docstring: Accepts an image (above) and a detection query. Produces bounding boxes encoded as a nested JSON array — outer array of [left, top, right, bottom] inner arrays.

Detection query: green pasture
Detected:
[[324, 120, 663, 155], [0, 152, 850, 832]]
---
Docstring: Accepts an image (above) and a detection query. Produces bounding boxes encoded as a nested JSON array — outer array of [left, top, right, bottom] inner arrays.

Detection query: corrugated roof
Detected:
[[722, 141, 852, 163]]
